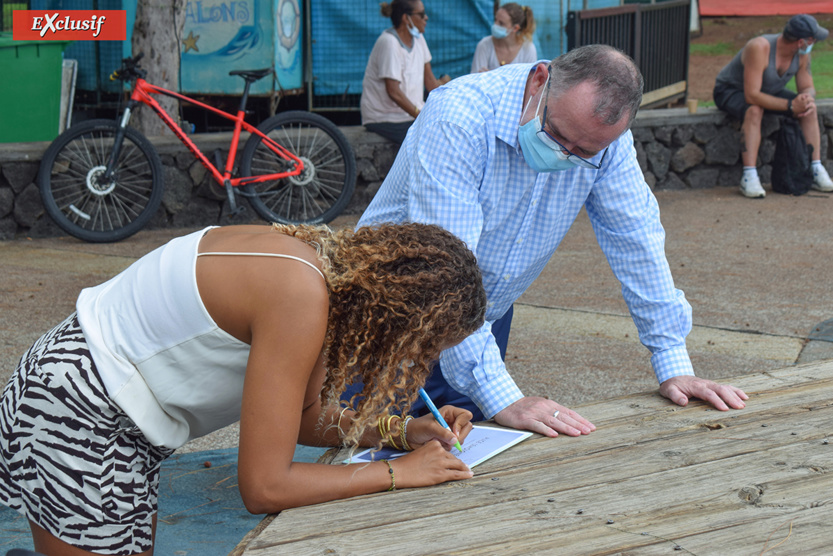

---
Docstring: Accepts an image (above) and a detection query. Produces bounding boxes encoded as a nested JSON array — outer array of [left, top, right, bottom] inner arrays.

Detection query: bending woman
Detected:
[[0, 222, 487, 555]]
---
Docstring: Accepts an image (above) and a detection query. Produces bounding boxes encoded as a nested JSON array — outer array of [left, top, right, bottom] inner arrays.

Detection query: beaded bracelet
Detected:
[[382, 459, 396, 491]]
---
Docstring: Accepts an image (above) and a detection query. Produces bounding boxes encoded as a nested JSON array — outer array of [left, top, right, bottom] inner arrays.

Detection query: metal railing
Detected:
[[566, 0, 690, 108]]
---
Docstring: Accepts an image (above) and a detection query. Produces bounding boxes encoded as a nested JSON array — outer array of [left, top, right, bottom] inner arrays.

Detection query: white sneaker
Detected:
[[812, 164, 833, 192], [740, 173, 765, 198]]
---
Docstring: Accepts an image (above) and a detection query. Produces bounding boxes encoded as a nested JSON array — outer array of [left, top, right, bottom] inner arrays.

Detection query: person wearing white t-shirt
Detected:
[[471, 3, 537, 74], [361, 0, 450, 145]]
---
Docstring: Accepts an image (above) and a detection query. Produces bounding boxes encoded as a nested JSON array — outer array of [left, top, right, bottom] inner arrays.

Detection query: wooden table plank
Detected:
[[237, 362, 833, 555], [247, 442, 831, 554]]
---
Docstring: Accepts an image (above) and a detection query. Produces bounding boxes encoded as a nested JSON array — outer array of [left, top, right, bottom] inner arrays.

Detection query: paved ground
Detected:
[[1, 185, 832, 553]]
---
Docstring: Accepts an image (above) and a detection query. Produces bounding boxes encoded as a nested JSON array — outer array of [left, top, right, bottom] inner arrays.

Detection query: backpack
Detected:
[[771, 116, 813, 196]]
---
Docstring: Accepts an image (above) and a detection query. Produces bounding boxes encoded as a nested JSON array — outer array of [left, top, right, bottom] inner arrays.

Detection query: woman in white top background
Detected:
[[471, 2, 537, 73], [361, 0, 450, 146]]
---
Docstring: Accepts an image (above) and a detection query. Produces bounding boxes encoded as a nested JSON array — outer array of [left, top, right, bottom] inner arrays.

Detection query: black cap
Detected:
[[784, 14, 829, 41]]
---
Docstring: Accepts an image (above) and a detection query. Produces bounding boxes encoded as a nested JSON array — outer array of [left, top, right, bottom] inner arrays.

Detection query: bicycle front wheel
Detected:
[[38, 119, 164, 243], [240, 111, 356, 225]]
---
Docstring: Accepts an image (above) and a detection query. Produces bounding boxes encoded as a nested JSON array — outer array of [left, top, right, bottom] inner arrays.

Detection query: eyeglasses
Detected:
[[409, 11, 427, 19], [537, 73, 607, 170]]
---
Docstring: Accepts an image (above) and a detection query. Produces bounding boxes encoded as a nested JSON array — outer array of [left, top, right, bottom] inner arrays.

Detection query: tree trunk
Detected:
[[131, 1, 186, 137]]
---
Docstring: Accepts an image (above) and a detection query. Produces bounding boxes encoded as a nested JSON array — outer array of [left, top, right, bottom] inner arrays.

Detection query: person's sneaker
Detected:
[[740, 173, 765, 198], [812, 164, 833, 192]]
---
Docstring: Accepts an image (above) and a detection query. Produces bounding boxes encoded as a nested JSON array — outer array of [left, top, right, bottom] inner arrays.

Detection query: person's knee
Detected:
[[743, 104, 764, 125]]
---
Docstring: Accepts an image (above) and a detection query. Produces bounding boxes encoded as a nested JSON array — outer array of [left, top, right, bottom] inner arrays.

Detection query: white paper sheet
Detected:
[[346, 425, 533, 468]]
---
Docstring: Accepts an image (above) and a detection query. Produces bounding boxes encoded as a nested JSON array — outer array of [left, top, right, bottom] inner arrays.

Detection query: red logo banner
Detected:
[[12, 10, 127, 41]]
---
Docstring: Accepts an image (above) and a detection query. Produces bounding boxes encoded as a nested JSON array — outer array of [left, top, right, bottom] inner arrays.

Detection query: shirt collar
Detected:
[[492, 62, 544, 150]]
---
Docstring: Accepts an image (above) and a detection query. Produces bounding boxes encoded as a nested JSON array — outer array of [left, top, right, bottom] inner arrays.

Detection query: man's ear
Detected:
[[528, 63, 549, 96]]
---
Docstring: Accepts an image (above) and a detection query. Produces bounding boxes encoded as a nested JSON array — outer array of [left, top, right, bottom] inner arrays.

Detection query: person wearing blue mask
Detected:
[[361, 0, 450, 146], [713, 13, 832, 198], [354, 45, 749, 439], [471, 2, 537, 73]]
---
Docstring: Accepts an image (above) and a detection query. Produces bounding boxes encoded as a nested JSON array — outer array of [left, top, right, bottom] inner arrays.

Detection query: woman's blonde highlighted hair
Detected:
[[273, 222, 487, 446]]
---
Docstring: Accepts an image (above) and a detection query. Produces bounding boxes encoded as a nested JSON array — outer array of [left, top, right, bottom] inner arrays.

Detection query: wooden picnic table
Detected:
[[233, 361, 833, 555]]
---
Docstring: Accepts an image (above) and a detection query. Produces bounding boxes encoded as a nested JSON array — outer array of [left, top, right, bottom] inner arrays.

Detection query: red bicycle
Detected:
[[38, 54, 356, 243]]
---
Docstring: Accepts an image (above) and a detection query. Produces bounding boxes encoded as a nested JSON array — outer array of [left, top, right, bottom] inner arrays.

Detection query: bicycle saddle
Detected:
[[229, 68, 272, 82]]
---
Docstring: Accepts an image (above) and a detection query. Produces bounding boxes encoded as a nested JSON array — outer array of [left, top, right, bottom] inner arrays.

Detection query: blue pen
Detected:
[[418, 388, 464, 451]]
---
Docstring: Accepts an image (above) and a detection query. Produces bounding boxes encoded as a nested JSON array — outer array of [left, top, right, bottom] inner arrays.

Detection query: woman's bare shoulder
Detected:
[[196, 225, 329, 342]]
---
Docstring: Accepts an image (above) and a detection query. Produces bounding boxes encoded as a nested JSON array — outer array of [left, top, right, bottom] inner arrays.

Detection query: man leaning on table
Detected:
[[357, 45, 749, 438]]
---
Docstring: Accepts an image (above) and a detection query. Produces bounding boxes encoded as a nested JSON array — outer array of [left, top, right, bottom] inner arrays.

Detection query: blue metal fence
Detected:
[[308, 0, 620, 111]]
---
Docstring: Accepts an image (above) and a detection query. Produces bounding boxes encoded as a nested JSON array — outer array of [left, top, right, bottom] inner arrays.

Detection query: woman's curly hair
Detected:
[[272, 222, 487, 446]]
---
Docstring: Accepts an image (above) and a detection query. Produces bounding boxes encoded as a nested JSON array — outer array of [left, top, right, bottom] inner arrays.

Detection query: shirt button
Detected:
[[516, 238, 523, 244], [504, 274, 511, 281]]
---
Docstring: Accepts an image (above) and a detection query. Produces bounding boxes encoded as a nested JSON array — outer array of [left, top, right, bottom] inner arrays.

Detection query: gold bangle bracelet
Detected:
[[400, 415, 413, 451]]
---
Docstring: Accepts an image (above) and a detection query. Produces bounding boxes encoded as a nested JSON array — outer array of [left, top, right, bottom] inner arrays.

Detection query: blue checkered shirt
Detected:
[[358, 62, 694, 418]]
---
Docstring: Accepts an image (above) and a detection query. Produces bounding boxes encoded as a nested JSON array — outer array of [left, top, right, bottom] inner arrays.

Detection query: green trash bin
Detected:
[[0, 33, 71, 143]]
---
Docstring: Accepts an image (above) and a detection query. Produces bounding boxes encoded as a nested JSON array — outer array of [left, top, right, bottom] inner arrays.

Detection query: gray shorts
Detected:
[[713, 81, 795, 121], [0, 314, 173, 555]]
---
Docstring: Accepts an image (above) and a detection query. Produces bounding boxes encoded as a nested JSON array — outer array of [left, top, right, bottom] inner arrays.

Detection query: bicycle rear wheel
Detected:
[[239, 111, 356, 225], [38, 119, 164, 243]]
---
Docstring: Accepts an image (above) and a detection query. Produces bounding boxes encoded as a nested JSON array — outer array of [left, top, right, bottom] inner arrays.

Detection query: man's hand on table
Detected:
[[492, 396, 596, 438], [660, 375, 749, 411]]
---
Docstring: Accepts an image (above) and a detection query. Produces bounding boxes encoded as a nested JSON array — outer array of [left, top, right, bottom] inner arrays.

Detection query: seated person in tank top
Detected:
[[712, 14, 832, 198]]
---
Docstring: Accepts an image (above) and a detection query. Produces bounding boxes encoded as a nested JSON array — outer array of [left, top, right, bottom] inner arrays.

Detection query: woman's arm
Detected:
[[384, 77, 421, 118], [299, 396, 473, 450], [424, 62, 450, 92]]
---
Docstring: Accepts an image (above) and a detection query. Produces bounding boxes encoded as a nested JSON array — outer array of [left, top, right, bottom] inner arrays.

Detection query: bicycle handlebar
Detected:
[[110, 52, 147, 82]]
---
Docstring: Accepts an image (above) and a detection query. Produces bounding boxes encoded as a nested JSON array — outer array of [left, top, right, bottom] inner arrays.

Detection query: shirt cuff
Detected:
[[651, 345, 695, 383], [467, 373, 524, 420]]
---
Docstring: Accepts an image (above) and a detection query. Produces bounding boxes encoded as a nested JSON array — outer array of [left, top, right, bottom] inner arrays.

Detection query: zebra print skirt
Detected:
[[0, 313, 173, 555]]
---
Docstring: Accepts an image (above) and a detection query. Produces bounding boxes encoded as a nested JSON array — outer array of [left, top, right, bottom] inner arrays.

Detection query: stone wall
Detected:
[[633, 101, 833, 190], [2, 101, 833, 240]]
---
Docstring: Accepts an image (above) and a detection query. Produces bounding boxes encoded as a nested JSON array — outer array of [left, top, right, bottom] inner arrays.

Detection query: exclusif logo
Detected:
[[13, 10, 127, 41]]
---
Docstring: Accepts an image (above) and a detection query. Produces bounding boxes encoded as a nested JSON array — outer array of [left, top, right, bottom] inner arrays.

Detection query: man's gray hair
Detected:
[[548, 44, 644, 127]]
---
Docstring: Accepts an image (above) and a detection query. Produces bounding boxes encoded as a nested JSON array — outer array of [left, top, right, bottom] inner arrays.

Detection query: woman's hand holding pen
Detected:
[[406, 405, 473, 451]]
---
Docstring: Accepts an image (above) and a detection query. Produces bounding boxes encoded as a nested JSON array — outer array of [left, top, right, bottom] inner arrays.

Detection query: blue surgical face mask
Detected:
[[517, 77, 580, 172], [799, 42, 814, 55], [491, 23, 509, 39], [408, 17, 421, 38]]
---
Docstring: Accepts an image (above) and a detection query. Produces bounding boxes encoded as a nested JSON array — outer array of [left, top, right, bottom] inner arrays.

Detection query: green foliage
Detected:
[[807, 42, 833, 98]]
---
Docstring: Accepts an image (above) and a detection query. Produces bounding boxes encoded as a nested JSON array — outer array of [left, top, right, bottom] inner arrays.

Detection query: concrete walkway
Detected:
[[1, 186, 832, 552]]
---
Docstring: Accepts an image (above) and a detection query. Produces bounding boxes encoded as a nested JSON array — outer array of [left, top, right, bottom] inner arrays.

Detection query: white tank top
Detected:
[[76, 226, 325, 449]]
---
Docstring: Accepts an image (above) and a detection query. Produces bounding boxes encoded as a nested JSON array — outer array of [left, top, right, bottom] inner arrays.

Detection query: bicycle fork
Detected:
[[104, 100, 138, 181]]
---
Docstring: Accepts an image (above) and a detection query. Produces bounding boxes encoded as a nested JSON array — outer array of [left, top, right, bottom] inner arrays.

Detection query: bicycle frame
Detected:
[[120, 78, 304, 187]]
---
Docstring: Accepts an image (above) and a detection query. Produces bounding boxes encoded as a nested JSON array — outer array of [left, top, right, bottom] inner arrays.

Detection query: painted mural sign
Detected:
[[180, 0, 303, 95]]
